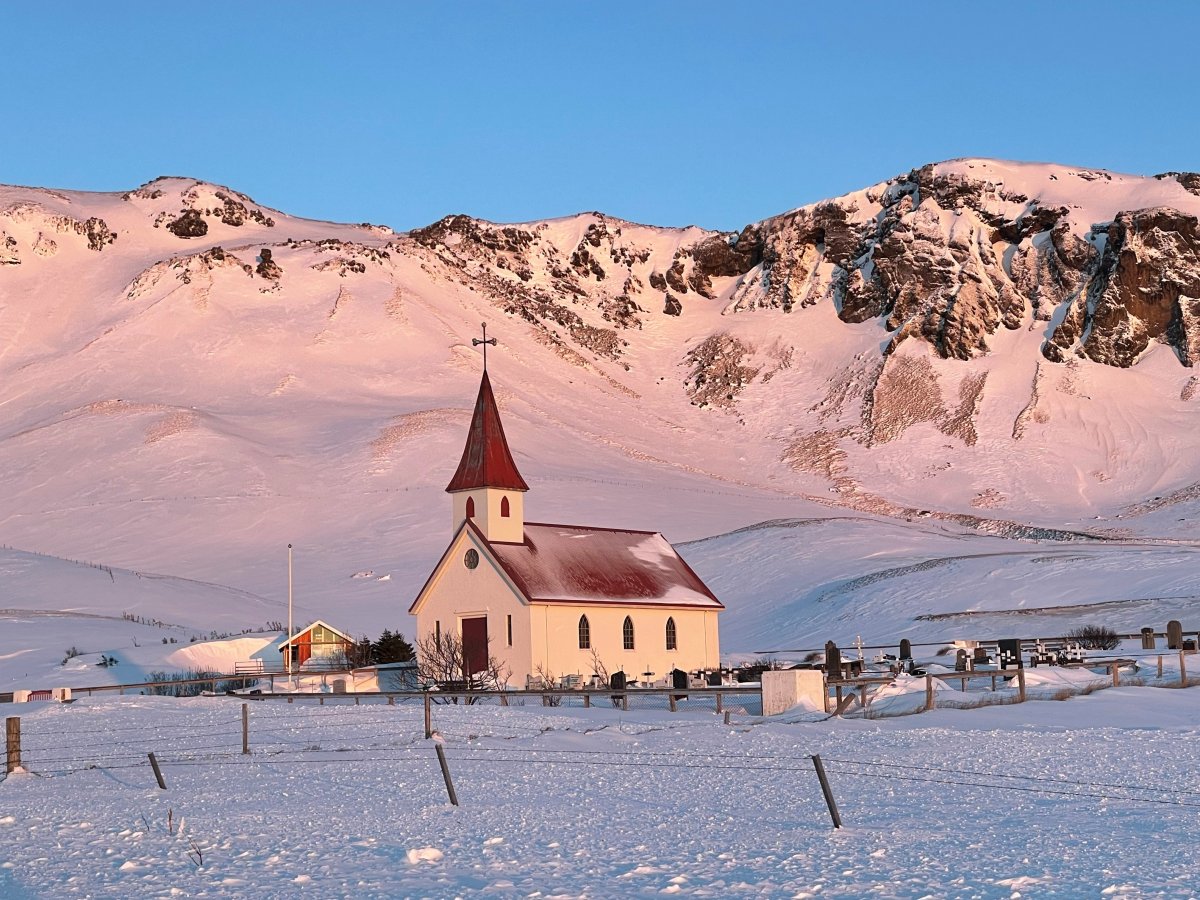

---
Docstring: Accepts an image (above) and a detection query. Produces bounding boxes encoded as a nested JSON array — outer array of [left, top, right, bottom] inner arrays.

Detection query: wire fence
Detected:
[[6, 696, 1200, 821]]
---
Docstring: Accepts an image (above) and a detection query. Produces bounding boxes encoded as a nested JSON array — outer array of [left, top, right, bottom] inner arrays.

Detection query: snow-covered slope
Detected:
[[2, 163, 1199, 668]]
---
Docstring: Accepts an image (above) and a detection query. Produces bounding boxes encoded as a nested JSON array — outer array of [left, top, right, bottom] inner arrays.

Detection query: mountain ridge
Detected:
[[3, 158, 1200, 641]]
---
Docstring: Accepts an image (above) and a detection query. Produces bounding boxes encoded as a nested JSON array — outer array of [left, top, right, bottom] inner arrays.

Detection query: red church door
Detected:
[[461, 617, 489, 681]]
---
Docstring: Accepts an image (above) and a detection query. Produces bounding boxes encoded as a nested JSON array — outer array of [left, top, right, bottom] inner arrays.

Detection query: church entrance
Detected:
[[461, 616, 489, 680]]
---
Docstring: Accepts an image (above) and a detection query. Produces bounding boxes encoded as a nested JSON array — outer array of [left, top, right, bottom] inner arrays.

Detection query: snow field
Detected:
[[3, 691, 1200, 897]]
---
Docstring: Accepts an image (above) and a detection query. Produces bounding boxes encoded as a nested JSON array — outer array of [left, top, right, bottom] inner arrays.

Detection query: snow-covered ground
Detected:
[[3, 684, 1199, 898]]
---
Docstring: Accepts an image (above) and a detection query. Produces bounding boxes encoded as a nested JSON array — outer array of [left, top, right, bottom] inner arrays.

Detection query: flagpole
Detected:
[[287, 543, 294, 687]]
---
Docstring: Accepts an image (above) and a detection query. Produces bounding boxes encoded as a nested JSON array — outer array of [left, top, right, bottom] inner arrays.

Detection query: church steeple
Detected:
[[447, 359, 528, 543], [446, 370, 529, 494]]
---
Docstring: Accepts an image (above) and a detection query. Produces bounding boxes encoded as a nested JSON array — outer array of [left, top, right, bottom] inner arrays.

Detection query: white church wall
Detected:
[[413, 528, 533, 687], [537, 605, 720, 685], [450, 489, 524, 543]]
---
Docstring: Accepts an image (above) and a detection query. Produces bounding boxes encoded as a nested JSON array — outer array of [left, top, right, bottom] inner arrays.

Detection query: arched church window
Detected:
[[665, 617, 677, 651], [466, 497, 475, 518], [578, 615, 590, 649], [623, 616, 635, 651], [501, 496, 511, 518]]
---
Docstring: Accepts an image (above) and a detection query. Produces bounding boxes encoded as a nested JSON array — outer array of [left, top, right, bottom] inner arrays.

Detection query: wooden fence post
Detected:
[[5, 717, 19, 774], [622, 692, 629, 712], [669, 693, 677, 713], [583, 692, 591, 708], [715, 692, 723, 715], [811, 754, 843, 829], [1017, 667, 1026, 702], [724, 710, 731, 726], [1158, 655, 1163, 679], [1181, 651, 1188, 686], [1111, 663, 1120, 688], [924, 675, 935, 712], [424, 693, 432, 739], [435, 744, 459, 806], [148, 752, 167, 790], [242, 703, 250, 755]]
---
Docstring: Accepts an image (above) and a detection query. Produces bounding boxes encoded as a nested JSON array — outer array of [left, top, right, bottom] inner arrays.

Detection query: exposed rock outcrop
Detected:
[[1045, 208, 1200, 366]]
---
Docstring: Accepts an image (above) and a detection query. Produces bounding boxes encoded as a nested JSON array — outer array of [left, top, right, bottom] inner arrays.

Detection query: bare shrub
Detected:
[[145, 669, 238, 697], [1065, 625, 1119, 650], [534, 664, 563, 706], [416, 631, 508, 702]]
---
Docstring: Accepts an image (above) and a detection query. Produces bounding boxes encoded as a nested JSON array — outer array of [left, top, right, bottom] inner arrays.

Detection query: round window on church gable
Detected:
[[464, 549, 480, 570]]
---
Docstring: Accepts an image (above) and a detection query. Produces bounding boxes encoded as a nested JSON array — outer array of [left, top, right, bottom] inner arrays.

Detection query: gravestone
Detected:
[[1141, 627, 1156, 650], [825, 641, 842, 679], [1168, 620, 1184, 650], [997, 638, 1022, 670], [899, 639, 912, 660]]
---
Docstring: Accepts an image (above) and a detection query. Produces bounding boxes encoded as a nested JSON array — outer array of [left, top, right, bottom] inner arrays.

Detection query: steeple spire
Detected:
[[445, 369, 529, 494]]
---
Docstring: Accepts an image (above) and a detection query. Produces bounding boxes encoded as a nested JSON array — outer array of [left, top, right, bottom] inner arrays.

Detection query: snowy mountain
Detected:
[[3, 160, 1200, 664]]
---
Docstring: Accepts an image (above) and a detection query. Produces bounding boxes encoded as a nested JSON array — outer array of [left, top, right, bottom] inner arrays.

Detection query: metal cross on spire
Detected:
[[472, 322, 498, 371]]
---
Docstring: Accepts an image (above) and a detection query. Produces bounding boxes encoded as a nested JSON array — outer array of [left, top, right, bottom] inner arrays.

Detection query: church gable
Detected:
[[409, 519, 528, 616]]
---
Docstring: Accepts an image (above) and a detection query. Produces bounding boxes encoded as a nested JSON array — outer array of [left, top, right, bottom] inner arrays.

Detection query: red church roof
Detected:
[[486, 522, 723, 608], [445, 371, 529, 493]]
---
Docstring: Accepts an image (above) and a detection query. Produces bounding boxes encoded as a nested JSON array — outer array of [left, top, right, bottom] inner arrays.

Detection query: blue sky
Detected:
[[4, 2, 1197, 231]]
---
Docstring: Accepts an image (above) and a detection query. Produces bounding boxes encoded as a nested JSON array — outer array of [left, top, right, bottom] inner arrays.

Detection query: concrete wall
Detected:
[[761, 669, 826, 716]]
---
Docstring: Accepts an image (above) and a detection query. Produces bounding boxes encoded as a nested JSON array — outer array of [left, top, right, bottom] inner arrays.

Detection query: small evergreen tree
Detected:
[[372, 629, 415, 664]]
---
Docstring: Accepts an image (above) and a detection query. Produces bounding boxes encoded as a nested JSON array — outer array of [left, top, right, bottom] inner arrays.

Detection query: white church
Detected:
[[409, 365, 723, 688]]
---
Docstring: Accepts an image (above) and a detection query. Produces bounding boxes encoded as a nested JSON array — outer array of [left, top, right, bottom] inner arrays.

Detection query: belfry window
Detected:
[[501, 496, 511, 518], [465, 497, 475, 518]]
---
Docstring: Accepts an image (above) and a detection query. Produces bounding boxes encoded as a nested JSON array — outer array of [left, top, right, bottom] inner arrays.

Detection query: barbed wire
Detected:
[[17, 743, 1200, 810]]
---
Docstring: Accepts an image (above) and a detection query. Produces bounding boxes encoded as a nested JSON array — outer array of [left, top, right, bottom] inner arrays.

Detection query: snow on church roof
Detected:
[[445, 370, 529, 493], [487, 523, 723, 608]]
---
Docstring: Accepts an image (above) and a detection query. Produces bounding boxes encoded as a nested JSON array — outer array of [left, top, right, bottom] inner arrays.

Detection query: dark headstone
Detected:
[[1141, 627, 1156, 650], [955, 649, 968, 672], [1168, 620, 1184, 650], [997, 639, 1023, 670], [899, 639, 912, 660], [824, 641, 841, 678]]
